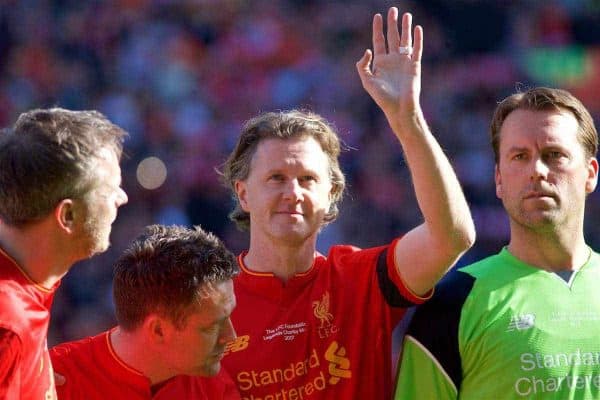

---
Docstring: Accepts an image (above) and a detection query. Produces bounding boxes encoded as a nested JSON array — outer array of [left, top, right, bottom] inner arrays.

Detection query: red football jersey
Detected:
[[222, 240, 430, 400], [50, 330, 241, 400], [0, 247, 58, 400]]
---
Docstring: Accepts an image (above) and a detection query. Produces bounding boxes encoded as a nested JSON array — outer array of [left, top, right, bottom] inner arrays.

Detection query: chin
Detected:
[[201, 363, 221, 377], [86, 240, 111, 258], [275, 225, 315, 239]]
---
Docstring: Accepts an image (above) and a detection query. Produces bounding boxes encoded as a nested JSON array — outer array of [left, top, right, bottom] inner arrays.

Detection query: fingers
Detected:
[[400, 12, 413, 49], [386, 7, 401, 50], [368, 8, 421, 59], [413, 25, 423, 62], [372, 13, 386, 55]]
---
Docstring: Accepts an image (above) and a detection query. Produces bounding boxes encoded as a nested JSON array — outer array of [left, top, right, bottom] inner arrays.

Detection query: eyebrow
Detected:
[[506, 146, 529, 154]]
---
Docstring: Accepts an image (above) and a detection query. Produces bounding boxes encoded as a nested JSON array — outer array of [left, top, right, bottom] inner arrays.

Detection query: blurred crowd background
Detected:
[[1, 0, 600, 350]]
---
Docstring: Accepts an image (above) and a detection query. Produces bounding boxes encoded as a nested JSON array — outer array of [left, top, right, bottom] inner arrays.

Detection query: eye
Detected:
[[299, 175, 316, 183], [201, 323, 220, 334], [511, 153, 526, 161], [269, 174, 285, 182], [547, 151, 564, 159]]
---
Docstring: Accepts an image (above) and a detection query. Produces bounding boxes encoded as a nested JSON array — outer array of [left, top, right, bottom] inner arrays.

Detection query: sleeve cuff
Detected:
[[387, 237, 434, 304]]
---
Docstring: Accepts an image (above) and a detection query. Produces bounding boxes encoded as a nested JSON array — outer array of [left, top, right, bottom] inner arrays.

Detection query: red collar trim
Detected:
[[237, 251, 318, 278], [0, 247, 56, 293]]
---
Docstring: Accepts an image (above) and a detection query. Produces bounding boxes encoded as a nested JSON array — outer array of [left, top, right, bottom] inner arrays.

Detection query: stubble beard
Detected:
[[82, 215, 111, 256]]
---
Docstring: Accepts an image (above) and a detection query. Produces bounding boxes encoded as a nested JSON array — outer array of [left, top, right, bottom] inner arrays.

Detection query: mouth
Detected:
[[275, 211, 304, 216], [524, 191, 555, 200]]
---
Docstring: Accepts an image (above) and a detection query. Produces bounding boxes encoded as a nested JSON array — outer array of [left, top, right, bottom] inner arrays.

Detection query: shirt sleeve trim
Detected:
[[387, 238, 434, 304]]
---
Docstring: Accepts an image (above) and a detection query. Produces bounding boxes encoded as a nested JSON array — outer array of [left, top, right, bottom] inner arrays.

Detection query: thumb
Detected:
[[356, 49, 373, 80]]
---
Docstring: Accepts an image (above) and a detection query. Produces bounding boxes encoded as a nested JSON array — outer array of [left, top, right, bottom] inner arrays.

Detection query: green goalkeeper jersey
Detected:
[[395, 247, 600, 399]]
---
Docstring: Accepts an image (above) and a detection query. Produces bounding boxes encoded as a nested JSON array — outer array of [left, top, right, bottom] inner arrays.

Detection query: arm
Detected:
[[356, 8, 475, 295], [0, 328, 21, 400]]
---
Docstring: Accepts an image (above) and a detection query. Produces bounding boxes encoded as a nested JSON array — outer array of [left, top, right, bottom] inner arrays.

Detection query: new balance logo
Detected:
[[224, 335, 250, 355], [507, 314, 535, 331]]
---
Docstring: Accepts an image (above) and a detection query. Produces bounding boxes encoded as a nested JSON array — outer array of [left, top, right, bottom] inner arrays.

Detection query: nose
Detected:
[[219, 318, 237, 344], [282, 179, 303, 202], [117, 188, 128, 206], [530, 158, 549, 181]]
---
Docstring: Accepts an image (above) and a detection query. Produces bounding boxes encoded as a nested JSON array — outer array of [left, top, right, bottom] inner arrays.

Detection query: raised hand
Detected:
[[356, 8, 422, 125]]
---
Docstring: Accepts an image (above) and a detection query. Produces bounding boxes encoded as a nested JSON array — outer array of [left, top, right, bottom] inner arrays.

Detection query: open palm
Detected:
[[356, 9, 422, 121]]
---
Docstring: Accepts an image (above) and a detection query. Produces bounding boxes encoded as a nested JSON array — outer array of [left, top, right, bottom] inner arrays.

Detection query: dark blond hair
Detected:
[[221, 110, 346, 231], [0, 108, 126, 226]]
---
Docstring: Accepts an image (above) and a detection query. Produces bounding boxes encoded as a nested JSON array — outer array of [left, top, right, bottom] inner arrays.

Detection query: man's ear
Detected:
[[235, 180, 249, 212], [585, 157, 599, 194], [144, 315, 174, 344], [54, 199, 76, 233], [495, 164, 502, 200]]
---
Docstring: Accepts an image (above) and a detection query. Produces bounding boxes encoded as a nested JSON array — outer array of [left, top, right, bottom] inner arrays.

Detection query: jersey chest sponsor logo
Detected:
[[235, 340, 352, 398], [312, 291, 338, 338], [507, 313, 535, 332], [515, 349, 600, 396], [324, 341, 351, 384]]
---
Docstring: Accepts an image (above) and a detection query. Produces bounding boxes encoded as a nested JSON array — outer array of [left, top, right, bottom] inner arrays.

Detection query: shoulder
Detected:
[[589, 250, 600, 270], [325, 243, 390, 267], [409, 252, 505, 332], [410, 268, 475, 329], [0, 284, 31, 334], [458, 252, 504, 279], [419, 253, 503, 312], [50, 333, 104, 370]]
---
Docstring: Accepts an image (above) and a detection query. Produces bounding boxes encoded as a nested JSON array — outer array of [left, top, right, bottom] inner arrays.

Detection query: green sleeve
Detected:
[[394, 335, 458, 400]]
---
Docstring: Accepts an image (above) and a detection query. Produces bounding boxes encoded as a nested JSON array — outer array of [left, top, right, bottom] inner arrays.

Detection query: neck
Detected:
[[244, 234, 317, 282], [0, 222, 73, 288], [508, 225, 589, 272]]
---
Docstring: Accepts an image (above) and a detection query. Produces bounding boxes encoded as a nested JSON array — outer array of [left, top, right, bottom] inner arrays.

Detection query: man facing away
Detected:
[[395, 87, 600, 399], [219, 7, 476, 400], [0, 108, 128, 399], [50, 224, 241, 399]]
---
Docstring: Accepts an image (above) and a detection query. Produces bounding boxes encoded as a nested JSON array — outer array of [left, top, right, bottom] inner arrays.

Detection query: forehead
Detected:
[[195, 280, 236, 318], [90, 148, 122, 183], [499, 109, 580, 150], [178, 280, 235, 330], [250, 136, 330, 171]]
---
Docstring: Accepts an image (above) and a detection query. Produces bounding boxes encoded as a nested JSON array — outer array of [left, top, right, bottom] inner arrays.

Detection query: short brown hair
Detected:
[[0, 108, 126, 226], [113, 224, 239, 331], [221, 110, 346, 231], [490, 87, 598, 163]]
